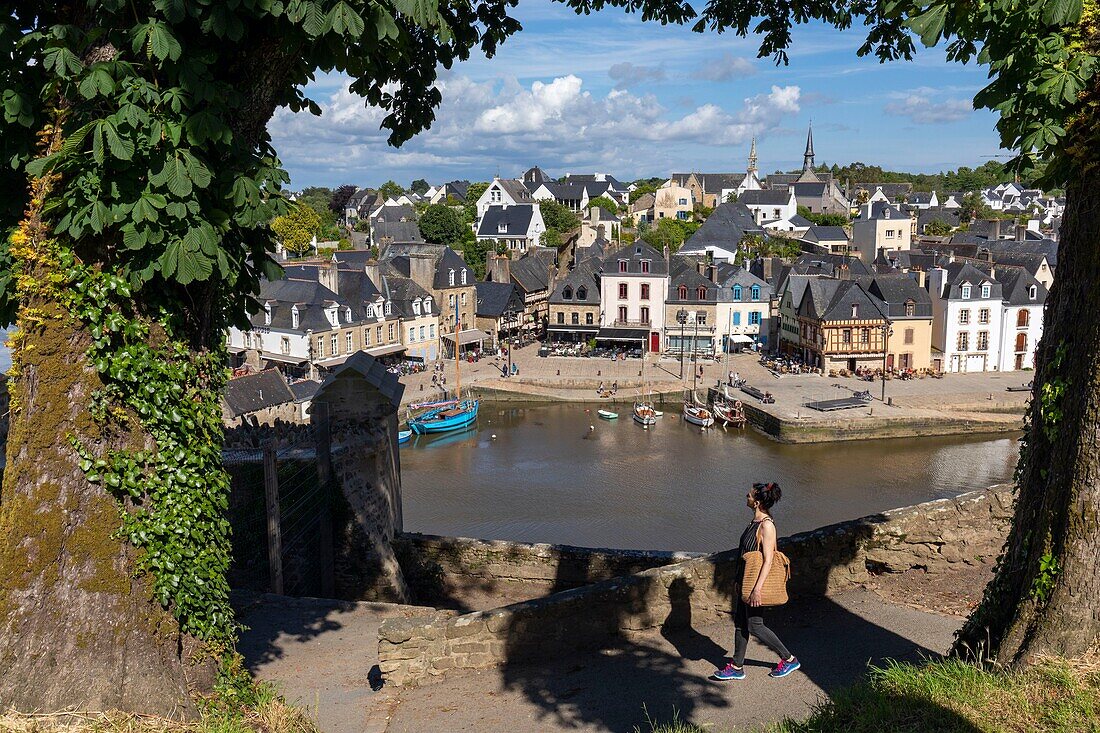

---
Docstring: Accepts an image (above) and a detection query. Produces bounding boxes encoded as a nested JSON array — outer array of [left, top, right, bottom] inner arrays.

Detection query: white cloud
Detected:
[[269, 75, 801, 185], [695, 54, 757, 82], [608, 62, 666, 89], [884, 88, 974, 124]]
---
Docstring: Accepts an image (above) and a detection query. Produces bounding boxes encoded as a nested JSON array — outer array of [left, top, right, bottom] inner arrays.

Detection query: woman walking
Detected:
[[713, 482, 800, 680]]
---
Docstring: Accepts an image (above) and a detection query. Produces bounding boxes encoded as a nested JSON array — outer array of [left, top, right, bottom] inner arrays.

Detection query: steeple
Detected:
[[797, 123, 820, 183], [747, 136, 758, 176], [802, 124, 815, 174]]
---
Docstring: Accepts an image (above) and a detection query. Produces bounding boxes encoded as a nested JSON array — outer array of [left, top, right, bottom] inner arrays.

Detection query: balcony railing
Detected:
[[612, 319, 651, 328]]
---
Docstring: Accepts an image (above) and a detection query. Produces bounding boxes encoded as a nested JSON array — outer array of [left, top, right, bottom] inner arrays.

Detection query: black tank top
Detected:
[[738, 518, 770, 556]]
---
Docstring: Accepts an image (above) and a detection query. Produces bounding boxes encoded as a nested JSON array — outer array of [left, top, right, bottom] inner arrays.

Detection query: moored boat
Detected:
[[712, 399, 746, 427], [633, 401, 657, 427], [409, 399, 480, 434], [683, 403, 715, 428], [597, 409, 618, 420], [398, 429, 413, 444]]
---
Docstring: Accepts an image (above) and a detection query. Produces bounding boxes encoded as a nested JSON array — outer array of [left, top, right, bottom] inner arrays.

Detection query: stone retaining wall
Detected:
[[378, 485, 1014, 686], [393, 533, 700, 608]]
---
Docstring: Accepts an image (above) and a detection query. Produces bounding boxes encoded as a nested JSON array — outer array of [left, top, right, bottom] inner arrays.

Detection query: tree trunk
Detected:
[[0, 155, 207, 715], [954, 171, 1100, 665]]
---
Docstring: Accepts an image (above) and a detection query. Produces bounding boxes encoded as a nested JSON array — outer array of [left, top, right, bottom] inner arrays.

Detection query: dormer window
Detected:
[[385, 302, 392, 316], [413, 299, 421, 315], [851, 303, 859, 318], [961, 284, 972, 299], [751, 285, 760, 301], [344, 307, 352, 323], [449, 269, 455, 286], [1029, 285, 1037, 300], [563, 286, 573, 300], [461, 269, 467, 285], [904, 300, 915, 317], [264, 304, 272, 325], [697, 286, 707, 300], [678, 285, 688, 300], [576, 286, 587, 301], [981, 283, 991, 299], [498, 223, 508, 234], [733, 285, 742, 302], [365, 305, 374, 318], [619, 260, 627, 273], [640, 260, 650, 274], [424, 296, 433, 313], [327, 307, 338, 327], [291, 306, 299, 329]]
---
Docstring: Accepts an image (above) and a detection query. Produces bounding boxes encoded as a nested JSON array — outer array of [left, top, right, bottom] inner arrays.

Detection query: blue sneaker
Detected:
[[769, 657, 801, 678], [712, 663, 745, 681]]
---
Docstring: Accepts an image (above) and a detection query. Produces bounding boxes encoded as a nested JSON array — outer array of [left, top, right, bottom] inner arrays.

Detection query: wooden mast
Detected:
[[454, 298, 462, 401]]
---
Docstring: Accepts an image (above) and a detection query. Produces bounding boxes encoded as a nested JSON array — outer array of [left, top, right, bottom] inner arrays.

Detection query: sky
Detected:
[[268, 0, 1009, 190]]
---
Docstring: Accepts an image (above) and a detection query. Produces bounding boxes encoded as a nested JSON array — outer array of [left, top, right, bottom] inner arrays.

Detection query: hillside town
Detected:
[[227, 126, 1060, 406]]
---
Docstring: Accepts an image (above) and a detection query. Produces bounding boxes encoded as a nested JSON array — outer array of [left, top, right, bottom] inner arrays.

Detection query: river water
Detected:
[[0, 328, 9, 373], [400, 401, 1020, 553]]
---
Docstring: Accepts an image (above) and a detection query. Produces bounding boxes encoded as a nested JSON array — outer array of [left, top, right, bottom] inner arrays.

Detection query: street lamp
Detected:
[[676, 309, 688, 379], [881, 321, 893, 402]]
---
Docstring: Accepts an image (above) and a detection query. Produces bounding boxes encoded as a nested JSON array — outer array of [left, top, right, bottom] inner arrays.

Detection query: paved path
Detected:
[[238, 587, 959, 733]]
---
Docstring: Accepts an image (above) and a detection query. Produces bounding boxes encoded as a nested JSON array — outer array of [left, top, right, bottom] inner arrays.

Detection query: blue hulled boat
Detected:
[[408, 399, 480, 434], [398, 429, 413, 444]]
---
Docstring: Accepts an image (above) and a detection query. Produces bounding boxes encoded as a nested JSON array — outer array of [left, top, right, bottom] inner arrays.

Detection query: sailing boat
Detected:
[[633, 352, 657, 427], [682, 340, 713, 428], [408, 301, 479, 435]]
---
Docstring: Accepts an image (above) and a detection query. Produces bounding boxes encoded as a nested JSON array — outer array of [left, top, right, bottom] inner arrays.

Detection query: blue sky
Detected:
[[270, 0, 1009, 190]]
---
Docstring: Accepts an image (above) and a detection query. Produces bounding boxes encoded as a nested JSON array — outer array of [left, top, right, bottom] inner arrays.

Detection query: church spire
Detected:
[[747, 136, 758, 176], [802, 123, 815, 174]]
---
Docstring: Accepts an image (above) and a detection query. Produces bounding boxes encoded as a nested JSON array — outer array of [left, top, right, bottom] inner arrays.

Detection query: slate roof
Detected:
[[563, 173, 628, 191], [372, 204, 415, 223], [764, 173, 800, 188], [601, 241, 669, 276], [716, 266, 772, 302], [988, 251, 1049, 274], [781, 273, 821, 310], [860, 275, 933, 318], [224, 370, 295, 418], [496, 178, 535, 203], [864, 202, 909, 220], [332, 250, 376, 270], [475, 281, 525, 318], [380, 274, 434, 319], [434, 247, 476, 289], [983, 238, 1059, 268], [804, 225, 849, 243], [942, 262, 1003, 300], [632, 192, 656, 212], [289, 379, 321, 403], [792, 181, 828, 198], [917, 208, 960, 230], [373, 220, 424, 244], [478, 204, 536, 238], [800, 279, 889, 322], [378, 244, 475, 290], [976, 264, 1047, 307], [854, 182, 912, 200], [680, 202, 764, 257], [535, 181, 587, 201], [314, 351, 404, 407], [794, 252, 871, 276], [510, 254, 552, 293], [254, 279, 344, 331], [550, 258, 601, 304], [909, 192, 936, 205], [667, 257, 719, 302], [439, 180, 470, 201], [522, 167, 550, 186], [738, 189, 793, 206]]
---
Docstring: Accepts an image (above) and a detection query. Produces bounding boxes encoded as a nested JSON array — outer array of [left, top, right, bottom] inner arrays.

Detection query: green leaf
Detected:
[[78, 66, 115, 99], [122, 224, 147, 250], [393, 0, 439, 29], [135, 19, 183, 62], [1042, 0, 1082, 25], [102, 120, 135, 160], [906, 4, 948, 47], [329, 1, 366, 36], [300, 1, 331, 36]]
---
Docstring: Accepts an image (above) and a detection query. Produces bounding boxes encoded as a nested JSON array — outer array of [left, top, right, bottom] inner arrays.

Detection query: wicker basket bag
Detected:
[[740, 519, 791, 606]]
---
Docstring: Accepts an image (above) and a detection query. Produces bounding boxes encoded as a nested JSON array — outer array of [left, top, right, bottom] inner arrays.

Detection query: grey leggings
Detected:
[[732, 600, 791, 666]]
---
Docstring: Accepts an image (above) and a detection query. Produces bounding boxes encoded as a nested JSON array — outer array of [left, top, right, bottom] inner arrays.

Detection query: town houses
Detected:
[[229, 132, 1059, 395]]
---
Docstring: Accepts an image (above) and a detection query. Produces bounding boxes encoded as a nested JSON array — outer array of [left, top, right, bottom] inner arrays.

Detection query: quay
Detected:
[[397, 345, 1028, 443]]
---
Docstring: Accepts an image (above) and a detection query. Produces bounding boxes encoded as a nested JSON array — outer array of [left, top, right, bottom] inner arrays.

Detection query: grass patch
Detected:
[[0, 682, 318, 733], [642, 657, 1100, 733]]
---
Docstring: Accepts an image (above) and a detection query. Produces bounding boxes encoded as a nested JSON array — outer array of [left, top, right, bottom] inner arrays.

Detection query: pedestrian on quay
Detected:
[[728, 370, 734, 386], [713, 482, 800, 681]]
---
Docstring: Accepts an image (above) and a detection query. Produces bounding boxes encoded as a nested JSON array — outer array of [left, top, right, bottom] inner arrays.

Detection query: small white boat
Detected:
[[683, 403, 715, 428], [597, 409, 618, 420], [654, 410, 664, 417], [633, 402, 657, 427]]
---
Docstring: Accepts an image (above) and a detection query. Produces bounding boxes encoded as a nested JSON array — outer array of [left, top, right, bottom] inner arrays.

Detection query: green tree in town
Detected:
[[329, 183, 358, 215], [462, 181, 489, 223], [586, 195, 620, 214], [378, 180, 404, 200], [409, 178, 430, 195], [538, 199, 581, 232], [271, 202, 323, 256], [641, 217, 698, 253], [418, 203, 465, 246], [798, 205, 849, 227], [959, 192, 993, 223], [924, 218, 954, 236]]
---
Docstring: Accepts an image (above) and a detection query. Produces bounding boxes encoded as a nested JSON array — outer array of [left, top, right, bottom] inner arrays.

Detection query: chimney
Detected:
[[407, 252, 435, 291], [318, 262, 339, 294], [990, 219, 1001, 241], [663, 244, 670, 264], [914, 269, 927, 289], [1015, 223, 1027, 242], [488, 253, 512, 284], [696, 260, 707, 277], [364, 259, 381, 290], [707, 264, 717, 283]]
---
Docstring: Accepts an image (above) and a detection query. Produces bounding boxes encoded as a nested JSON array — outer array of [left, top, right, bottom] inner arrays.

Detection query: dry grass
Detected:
[[0, 688, 319, 733]]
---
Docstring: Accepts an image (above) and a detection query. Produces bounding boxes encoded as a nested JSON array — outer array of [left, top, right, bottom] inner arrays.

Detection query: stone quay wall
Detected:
[[378, 485, 1014, 686]]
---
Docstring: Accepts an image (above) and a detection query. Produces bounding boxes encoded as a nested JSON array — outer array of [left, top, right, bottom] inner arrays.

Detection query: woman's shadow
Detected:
[[659, 576, 774, 671]]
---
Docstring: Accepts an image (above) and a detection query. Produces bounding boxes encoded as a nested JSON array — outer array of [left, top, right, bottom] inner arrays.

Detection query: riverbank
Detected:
[[397, 345, 1028, 443]]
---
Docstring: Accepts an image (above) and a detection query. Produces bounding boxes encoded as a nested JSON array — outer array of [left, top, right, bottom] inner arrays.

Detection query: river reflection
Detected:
[[400, 401, 1020, 552]]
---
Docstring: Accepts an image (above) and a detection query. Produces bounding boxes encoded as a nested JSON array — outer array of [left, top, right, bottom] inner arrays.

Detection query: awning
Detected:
[[367, 343, 407, 357], [728, 334, 755, 344], [547, 324, 599, 333], [441, 329, 489, 346], [316, 353, 352, 367], [260, 352, 308, 365], [596, 327, 649, 341]]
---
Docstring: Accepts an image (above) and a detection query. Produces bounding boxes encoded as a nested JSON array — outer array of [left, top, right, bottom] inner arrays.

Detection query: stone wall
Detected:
[[393, 533, 701, 609], [378, 485, 1013, 686]]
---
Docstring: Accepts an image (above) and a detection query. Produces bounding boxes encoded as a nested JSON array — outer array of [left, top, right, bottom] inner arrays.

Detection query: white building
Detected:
[[928, 262, 1005, 373], [476, 204, 546, 253], [476, 177, 536, 219], [738, 188, 798, 226], [988, 265, 1046, 371], [597, 241, 670, 353], [852, 202, 912, 265]]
